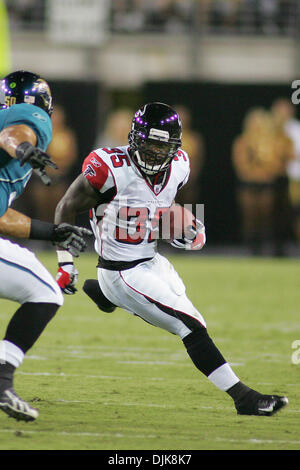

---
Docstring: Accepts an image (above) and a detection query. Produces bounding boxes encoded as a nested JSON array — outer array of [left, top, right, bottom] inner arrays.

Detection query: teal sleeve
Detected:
[[0, 185, 8, 216], [2, 103, 52, 151]]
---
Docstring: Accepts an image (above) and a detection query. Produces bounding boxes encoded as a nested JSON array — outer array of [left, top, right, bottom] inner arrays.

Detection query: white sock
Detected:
[[207, 363, 240, 391], [0, 340, 24, 368]]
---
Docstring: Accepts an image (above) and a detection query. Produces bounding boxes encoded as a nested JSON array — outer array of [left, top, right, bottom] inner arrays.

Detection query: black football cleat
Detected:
[[0, 388, 39, 422], [235, 391, 288, 416], [83, 279, 116, 313]]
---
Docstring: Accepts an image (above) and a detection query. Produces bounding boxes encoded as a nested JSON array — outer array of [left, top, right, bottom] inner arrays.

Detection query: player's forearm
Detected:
[[54, 196, 81, 266], [55, 174, 101, 226], [0, 208, 31, 238], [0, 208, 59, 240], [54, 197, 77, 226], [0, 125, 37, 159], [54, 197, 77, 264]]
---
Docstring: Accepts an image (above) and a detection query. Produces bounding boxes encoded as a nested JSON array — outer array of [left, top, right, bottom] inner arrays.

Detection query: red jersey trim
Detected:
[[82, 151, 111, 192]]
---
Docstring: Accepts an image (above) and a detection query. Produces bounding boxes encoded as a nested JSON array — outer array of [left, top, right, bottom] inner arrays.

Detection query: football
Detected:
[[160, 204, 195, 242]]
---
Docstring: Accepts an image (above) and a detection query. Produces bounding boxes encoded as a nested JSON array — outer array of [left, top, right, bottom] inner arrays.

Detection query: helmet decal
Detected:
[[0, 71, 53, 116]]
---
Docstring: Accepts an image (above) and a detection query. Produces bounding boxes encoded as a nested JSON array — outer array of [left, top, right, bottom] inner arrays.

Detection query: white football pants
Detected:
[[98, 253, 206, 339], [0, 238, 63, 305]]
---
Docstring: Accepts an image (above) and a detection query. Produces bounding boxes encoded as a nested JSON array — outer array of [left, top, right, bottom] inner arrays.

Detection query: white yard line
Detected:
[[0, 429, 157, 439], [217, 437, 300, 445], [117, 361, 178, 365], [16, 371, 164, 381], [0, 429, 298, 447]]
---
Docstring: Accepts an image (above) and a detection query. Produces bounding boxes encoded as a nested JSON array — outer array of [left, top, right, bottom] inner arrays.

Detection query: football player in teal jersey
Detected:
[[0, 71, 91, 422]]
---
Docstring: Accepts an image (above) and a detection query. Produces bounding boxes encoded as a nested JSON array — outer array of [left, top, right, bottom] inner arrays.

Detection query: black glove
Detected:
[[52, 223, 93, 258], [16, 142, 58, 185]]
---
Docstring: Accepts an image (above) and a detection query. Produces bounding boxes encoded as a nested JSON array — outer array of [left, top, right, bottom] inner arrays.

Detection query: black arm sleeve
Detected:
[[29, 219, 56, 240]]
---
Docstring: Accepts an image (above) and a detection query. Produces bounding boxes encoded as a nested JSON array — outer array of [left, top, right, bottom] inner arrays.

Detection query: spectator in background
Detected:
[[6, 0, 45, 31], [209, 0, 242, 31], [143, 0, 192, 32], [95, 108, 134, 148], [29, 104, 78, 222], [277, 0, 296, 34], [110, 0, 194, 33], [232, 107, 294, 255], [194, 0, 214, 31], [173, 104, 204, 208], [110, 0, 145, 33], [271, 98, 300, 246], [257, 0, 280, 34]]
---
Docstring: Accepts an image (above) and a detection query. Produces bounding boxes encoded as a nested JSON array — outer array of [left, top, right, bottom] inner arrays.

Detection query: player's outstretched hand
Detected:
[[16, 142, 58, 185], [56, 263, 78, 295], [52, 223, 93, 258]]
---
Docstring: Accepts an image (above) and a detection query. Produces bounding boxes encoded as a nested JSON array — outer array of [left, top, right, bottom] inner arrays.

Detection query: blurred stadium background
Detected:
[[2, 0, 300, 256]]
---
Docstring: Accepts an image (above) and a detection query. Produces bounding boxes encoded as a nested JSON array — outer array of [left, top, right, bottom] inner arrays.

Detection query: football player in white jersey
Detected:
[[55, 102, 288, 416]]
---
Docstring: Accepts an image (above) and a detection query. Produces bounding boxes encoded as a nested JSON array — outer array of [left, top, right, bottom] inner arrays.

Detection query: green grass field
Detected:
[[0, 251, 299, 451]]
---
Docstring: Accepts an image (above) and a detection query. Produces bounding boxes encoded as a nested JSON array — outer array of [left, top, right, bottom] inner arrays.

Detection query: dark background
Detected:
[[42, 79, 297, 244], [48, 79, 105, 177]]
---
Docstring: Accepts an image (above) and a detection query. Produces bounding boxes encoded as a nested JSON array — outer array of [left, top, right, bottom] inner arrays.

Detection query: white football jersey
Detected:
[[82, 145, 190, 263]]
